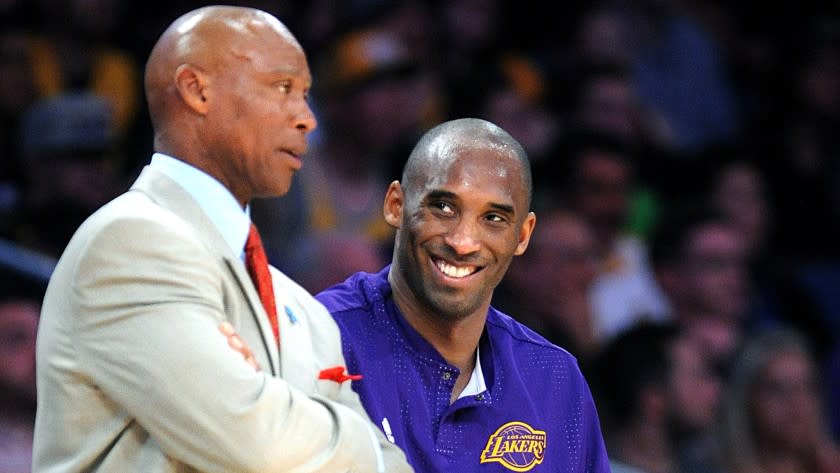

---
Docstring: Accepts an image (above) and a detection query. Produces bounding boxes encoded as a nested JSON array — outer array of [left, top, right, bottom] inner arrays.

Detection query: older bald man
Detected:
[[32, 6, 412, 472]]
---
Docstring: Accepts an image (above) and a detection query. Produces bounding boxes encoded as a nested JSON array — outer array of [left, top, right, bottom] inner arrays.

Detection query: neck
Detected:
[[388, 268, 486, 402], [421, 317, 483, 404], [415, 314, 483, 371]]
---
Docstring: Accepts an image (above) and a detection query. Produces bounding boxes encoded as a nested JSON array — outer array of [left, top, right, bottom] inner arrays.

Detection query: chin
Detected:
[[260, 183, 293, 199], [429, 296, 478, 321]]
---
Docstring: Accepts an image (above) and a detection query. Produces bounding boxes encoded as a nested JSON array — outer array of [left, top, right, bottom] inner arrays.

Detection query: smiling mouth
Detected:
[[433, 257, 481, 279]]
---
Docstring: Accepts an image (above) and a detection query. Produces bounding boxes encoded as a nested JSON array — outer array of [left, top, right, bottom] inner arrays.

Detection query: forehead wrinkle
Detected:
[[424, 134, 516, 184], [420, 146, 521, 218], [414, 137, 517, 212], [173, 9, 299, 66], [403, 119, 531, 210], [224, 21, 269, 65]]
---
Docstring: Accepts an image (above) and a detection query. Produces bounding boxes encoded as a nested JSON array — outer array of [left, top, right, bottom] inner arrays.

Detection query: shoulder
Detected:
[[315, 269, 388, 316], [485, 308, 585, 378], [48, 191, 226, 309], [486, 308, 578, 361], [67, 191, 205, 264], [82, 190, 193, 237], [269, 266, 341, 336], [269, 267, 317, 305]]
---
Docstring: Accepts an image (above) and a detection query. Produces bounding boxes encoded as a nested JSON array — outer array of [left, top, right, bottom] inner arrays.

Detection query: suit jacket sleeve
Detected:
[[283, 278, 412, 473], [336, 373, 411, 472], [71, 214, 393, 472]]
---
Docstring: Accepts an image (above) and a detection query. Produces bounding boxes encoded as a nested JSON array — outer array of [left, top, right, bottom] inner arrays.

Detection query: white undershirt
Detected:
[[458, 346, 487, 399], [149, 153, 250, 258]]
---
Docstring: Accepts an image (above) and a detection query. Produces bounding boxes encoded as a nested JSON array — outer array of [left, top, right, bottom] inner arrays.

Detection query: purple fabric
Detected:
[[317, 265, 611, 472]]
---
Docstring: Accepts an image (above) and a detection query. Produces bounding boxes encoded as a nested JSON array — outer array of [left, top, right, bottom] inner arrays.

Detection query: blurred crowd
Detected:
[[2, 0, 840, 472]]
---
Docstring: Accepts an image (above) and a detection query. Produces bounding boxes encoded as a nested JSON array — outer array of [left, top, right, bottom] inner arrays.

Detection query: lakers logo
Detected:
[[480, 421, 546, 471]]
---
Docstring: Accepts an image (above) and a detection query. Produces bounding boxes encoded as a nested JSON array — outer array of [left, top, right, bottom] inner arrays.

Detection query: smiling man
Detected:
[[315, 118, 611, 472]]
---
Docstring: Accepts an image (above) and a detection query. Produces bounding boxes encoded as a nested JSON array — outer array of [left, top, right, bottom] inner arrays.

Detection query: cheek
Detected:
[[407, 214, 446, 241], [488, 246, 518, 281]]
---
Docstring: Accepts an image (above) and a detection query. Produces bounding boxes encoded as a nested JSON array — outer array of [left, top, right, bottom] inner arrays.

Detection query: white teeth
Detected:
[[436, 260, 475, 278]]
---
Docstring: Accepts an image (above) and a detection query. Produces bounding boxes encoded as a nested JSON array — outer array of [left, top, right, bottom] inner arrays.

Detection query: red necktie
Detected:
[[244, 223, 280, 345]]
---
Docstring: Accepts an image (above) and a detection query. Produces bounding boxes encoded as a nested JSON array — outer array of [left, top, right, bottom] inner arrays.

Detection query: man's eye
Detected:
[[486, 214, 506, 223], [277, 81, 292, 92], [432, 202, 453, 213]]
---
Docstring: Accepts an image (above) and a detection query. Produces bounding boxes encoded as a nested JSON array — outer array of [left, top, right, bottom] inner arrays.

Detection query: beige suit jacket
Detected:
[[33, 167, 412, 473]]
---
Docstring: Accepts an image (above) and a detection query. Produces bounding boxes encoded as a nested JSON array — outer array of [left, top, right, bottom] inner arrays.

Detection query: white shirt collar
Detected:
[[149, 153, 250, 257], [458, 345, 487, 399]]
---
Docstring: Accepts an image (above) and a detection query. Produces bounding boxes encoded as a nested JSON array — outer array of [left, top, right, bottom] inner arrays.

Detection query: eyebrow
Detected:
[[489, 202, 516, 215], [268, 65, 301, 74]]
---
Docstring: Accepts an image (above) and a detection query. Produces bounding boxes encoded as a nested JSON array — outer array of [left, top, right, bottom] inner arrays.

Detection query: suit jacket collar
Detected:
[[129, 166, 281, 375]]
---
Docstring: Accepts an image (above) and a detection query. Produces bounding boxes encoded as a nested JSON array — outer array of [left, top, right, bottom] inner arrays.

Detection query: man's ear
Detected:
[[383, 180, 404, 229], [514, 211, 537, 256], [174, 64, 210, 115]]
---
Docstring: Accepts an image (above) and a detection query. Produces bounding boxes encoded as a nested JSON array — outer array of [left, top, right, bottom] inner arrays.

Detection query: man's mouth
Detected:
[[282, 149, 301, 159], [433, 257, 480, 279]]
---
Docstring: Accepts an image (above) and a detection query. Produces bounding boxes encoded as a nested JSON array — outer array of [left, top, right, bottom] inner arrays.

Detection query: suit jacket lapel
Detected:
[[271, 272, 311, 386], [129, 166, 280, 375]]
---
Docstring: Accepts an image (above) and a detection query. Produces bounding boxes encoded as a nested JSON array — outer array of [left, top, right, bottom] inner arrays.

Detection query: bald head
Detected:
[[402, 118, 533, 209], [141, 5, 316, 205], [144, 5, 301, 133]]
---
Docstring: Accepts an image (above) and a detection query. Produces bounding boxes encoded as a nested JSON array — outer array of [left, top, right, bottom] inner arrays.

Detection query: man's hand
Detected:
[[219, 321, 261, 371]]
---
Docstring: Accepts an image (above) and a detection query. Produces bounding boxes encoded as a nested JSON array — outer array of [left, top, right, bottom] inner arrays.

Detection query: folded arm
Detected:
[[72, 216, 395, 472]]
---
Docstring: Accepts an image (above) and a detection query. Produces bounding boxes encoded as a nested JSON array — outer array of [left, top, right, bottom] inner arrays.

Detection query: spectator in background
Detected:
[[252, 26, 441, 267], [475, 53, 562, 187], [477, 53, 561, 192], [9, 92, 125, 258], [290, 0, 434, 63], [701, 151, 838, 364], [759, 17, 840, 264], [561, 61, 671, 154], [555, 61, 672, 233], [283, 230, 388, 295], [565, 2, 637, 68], [0, 27, 38, 232], [495, 206, 601, 363], [26, 0, 140, 137], [346, 0, 436, 65], [547, 5, 673, 161], [0, 269, 43, 473], [649, 204, 751, 372], [544, 0, 739, 157], [434, 0, 508, 117], [719, 328, 840, 473], [626, 0, 741, 156], [556, 130, 669, 346], [590, 321, 722, 473], [705, 154, 770, 266]]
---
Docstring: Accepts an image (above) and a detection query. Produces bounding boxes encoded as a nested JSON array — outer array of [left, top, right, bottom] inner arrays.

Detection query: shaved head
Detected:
[[402, 118, 533, 211], [140, 5, 316, 205], [144, 5, 300, 133], [383, 117, 537, 326]]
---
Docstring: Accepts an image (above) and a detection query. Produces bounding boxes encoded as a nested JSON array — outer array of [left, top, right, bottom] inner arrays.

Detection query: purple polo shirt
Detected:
[[316, 265, 611, 473]]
